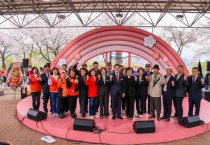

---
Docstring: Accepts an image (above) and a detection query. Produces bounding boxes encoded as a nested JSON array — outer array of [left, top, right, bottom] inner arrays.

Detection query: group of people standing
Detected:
[[28, 61, 205, 121]]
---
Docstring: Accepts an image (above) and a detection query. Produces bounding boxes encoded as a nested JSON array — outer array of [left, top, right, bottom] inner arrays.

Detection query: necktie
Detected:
[[192, 77, 195, 84], [116, 73, 119, 82]]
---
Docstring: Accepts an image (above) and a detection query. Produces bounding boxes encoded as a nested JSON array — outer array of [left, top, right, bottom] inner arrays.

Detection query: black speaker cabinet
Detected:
[[207, 62, 210, 71], [73, 118, 95, 132], [133, 120, 155, 133], [23, 59, 29, 68], [178, 115, 204, 128], [27, 108, 47, 121], [21, 87, 27, 99]]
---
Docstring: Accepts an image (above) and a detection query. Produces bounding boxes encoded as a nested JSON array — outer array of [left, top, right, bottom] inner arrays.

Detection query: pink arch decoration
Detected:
[[51, 26, 189, 75]]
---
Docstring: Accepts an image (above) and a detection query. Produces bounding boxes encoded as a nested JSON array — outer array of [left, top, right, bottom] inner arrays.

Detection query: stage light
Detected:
[[58, 15, 66, 20], [176, 14, 184, 21], [115, 13, 123, 20]]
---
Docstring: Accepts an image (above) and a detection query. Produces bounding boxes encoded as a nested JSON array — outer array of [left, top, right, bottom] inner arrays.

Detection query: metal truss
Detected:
[[0, 0, 210, 29]]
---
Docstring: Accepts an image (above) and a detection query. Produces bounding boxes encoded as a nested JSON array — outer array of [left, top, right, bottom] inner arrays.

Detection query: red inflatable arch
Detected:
[[51, 26, 189, 75]]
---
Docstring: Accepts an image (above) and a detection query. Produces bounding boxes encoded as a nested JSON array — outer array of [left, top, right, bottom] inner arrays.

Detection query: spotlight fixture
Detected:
[[176, 14, 184, 21], [58, 15, 65, 20], [115, 13, 123, 20]]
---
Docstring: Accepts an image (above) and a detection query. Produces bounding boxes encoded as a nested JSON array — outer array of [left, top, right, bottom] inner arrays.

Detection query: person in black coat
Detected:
[[161, 67, 176, 121], [121, 68, 127, 113], [143, 63, 153, 114], [135, 67, 148, 117], [124, 67, 137, 119], [174, 65, 189, 119], [97, 67, 110, 118], [110, 64, 125, 120], [187, 67, 205, 116], [40, 64, 52, 113], [78, 68, 89, 118]]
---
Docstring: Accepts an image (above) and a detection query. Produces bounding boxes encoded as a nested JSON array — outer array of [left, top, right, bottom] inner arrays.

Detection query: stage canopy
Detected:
[[0, 0, 210, 29]]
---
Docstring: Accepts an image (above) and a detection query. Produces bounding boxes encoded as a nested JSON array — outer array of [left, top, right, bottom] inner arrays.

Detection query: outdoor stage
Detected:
[[17, 97, 210, 144]]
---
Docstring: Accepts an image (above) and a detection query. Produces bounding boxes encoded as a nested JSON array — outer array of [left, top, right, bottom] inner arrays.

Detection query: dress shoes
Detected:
[[112, 116, 116, 120], [166, 117, 170, 121], [157, 115, 161, 121], [117, 116, 123, 120], [160, 116, 167, 120], [148, 114, 156, 118]]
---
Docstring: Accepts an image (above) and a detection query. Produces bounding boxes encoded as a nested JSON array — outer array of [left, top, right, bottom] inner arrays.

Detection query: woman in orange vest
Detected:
[[58, 70, 68, 119], [48, 67, 60, 117], [28, 67, 42, 110], [85, 68, 99, 119], [67, 68, 79, 118]]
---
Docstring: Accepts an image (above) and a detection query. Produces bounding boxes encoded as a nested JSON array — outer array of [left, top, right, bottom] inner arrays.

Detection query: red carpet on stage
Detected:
[[17, 97, 210, 144]]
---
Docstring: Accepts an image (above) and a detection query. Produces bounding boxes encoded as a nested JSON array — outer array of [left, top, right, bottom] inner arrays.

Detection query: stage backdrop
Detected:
[[51, 26, 189, 75]]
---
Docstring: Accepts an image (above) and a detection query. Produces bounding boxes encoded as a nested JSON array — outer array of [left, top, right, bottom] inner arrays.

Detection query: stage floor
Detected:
[[17, 97, 210, 144]]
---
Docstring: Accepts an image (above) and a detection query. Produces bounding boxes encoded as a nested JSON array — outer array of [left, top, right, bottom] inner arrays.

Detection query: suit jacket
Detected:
[[110, 72, 125, 96], [136, 75, 148, 97], [162, 75, 176, 98], [41, 72, 50, 94], [124, 75, 137, 97], [187, 75, 205, 101], [97, 75, 110, 96], [175, 74, 188, 97], [78, 75, 88, 100], [143, 71, 153, 77]]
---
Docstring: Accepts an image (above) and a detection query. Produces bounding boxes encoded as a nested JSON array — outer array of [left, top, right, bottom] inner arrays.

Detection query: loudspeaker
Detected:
[[73, 118, 95, 132], [133, 120, 155, 133], [23, 59, 29, 68], [21, 87, 27, 99], [178, 115, 204, 128], [207, 62, 210, 71], [27, 108, 47, 121]]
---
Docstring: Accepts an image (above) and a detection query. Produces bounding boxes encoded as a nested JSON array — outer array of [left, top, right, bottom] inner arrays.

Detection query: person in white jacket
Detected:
[[148, 64, 166, 120]]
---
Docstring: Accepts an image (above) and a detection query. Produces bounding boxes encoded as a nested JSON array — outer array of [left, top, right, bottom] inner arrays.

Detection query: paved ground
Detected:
[[0, 86, 210, 145]]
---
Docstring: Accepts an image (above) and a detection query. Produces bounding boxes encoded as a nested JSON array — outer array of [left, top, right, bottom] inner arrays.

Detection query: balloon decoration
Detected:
[[163, 57, 169, 63], [152, 52, 160, 60], [57, 58, 67, 67], [74, 53, 82, 60]]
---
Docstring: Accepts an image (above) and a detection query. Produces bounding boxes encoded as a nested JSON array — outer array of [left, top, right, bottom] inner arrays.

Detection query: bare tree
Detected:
[[156, 27, 199, 56], [0, 34, 16, 67]]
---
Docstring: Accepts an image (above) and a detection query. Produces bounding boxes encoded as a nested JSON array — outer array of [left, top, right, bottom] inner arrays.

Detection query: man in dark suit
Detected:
[[110, 64, 125, 120], [106, 62, 113, 76], [161, 67, 176, 121], [187, 67, 205, 116], [175, 65, 188, 119], [144, 63, 153, 114], [93, 61, 100, 75], [41, 64, 52, 114]]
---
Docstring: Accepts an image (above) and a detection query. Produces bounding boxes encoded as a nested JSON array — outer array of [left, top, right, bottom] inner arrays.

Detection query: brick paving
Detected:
[[0, 87, 210, 145]]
